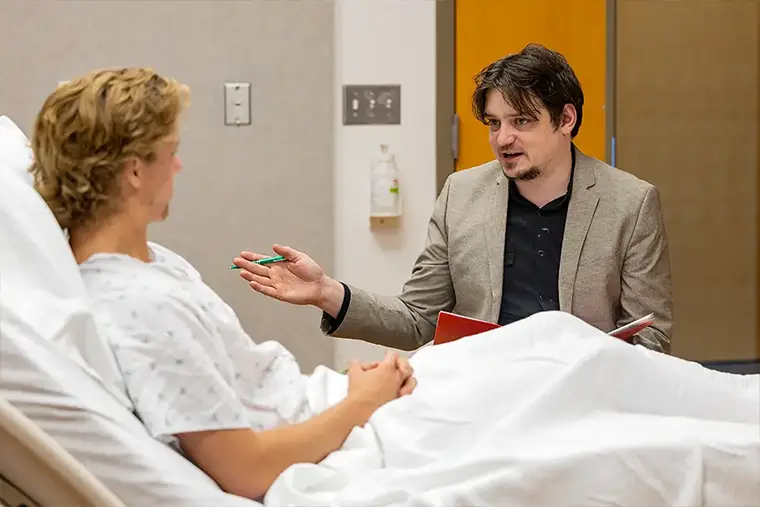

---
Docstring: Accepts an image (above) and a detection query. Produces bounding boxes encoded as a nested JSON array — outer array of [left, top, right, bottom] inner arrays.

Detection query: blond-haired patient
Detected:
[[29, 68, 416, 501]]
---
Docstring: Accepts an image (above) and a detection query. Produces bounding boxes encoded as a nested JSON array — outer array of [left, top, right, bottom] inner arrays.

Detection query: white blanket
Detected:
[[267, 312, 760, 507]]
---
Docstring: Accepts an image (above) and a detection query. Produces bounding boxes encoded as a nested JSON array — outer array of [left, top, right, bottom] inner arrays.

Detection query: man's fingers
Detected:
[[239, 251, 269, 261], [233, 257, 271, 276], [272, 244, 300, 260], [248, 281, 280, 300], [239, 271, 274, 288]]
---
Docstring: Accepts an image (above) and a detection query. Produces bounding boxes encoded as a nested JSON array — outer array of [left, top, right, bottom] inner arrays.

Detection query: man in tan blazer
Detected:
[[233, 44, 674, 353]]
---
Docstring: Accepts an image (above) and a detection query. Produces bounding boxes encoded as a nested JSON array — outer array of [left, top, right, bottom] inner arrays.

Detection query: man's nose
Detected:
[[496, 126, 516, 147]]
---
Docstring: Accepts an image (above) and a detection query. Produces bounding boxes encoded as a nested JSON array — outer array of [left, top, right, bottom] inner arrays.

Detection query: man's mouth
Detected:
[[502, 152, 523, 160]]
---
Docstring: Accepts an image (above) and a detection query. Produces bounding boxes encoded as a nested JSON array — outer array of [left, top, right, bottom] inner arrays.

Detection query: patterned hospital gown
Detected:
[[79, 242, 312, 448]]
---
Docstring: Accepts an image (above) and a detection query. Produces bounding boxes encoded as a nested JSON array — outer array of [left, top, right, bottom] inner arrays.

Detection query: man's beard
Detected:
[[505, 165, 541, 181]]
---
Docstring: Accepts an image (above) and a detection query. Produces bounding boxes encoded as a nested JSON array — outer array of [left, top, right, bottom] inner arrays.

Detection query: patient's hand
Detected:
[[346, 351, 409, 419], [353, 354, 417, 397], [397, 357, 417, 397]]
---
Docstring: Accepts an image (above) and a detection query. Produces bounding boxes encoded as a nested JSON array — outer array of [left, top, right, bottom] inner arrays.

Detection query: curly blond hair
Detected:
[[29, 67, 190, 231]]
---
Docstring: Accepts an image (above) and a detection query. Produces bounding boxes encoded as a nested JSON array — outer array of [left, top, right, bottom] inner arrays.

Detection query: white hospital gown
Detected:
[[79, 242, 312, 449]]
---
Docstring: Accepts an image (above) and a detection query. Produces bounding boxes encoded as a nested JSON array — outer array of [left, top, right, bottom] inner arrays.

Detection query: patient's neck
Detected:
[[69, 213, 151, 265]]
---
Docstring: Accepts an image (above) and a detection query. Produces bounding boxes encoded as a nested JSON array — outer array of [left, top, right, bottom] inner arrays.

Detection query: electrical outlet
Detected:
[[224, 82, 251, 126], [343, 84, 401, 125]]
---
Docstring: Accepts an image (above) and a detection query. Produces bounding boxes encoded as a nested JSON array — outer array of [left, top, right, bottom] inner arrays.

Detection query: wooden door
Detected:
[[454, 0, 608, 171], [615, 0, 759, 360]]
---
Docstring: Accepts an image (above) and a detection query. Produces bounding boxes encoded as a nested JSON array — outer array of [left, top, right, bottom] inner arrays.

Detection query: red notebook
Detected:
[[432, 311, 655, 345], [607, 313, 655, 341], [433, 311, 500, 345]]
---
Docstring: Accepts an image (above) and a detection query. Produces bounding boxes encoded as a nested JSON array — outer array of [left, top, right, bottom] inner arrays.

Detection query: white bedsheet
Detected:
[[268, 311, 760, 507]]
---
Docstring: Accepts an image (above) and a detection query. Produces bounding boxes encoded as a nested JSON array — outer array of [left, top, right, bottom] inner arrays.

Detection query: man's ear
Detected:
[[559, 104, 577, 136]]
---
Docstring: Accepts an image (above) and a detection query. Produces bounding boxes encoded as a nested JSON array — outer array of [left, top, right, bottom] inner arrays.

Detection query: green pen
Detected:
[[229, 255, 286, 269]]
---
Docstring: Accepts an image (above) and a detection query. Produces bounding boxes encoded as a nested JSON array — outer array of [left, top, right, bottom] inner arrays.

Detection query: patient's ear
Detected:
[[122, 157, 143, 191]]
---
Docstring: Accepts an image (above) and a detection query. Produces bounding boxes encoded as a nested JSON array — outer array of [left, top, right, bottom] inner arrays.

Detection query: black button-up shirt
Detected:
[[497, 161, 574, 326]]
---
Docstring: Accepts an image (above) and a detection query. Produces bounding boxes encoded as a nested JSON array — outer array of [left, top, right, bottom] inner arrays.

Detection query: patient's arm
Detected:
[[98, 285, 407, 499], [177, 352, 404, 499], [177, 392, 370, 499]]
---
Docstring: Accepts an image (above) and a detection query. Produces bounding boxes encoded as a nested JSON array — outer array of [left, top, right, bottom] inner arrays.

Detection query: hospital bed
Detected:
[[2, 115, 759, 507], [0, 398, 125, 507]]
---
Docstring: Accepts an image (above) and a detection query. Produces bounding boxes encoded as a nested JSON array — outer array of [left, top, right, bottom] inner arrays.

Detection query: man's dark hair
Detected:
[[472, 43, 584, 138]]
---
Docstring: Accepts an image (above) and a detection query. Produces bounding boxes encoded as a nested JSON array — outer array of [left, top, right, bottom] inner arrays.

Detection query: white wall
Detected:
[[332, 0, 438, 368]]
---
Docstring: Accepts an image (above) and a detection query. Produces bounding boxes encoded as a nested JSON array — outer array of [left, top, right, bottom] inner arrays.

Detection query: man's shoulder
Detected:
[[439, 160, 503, 207], [580, 152, 657, 198], [445, 159, 503, 189]]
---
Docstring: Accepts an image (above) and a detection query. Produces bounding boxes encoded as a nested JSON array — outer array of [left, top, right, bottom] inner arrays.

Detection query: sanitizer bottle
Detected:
[[370, 144, 402, 218]]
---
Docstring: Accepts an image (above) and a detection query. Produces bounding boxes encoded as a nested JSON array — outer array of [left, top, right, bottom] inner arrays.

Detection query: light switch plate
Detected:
[[224, 82, 251, 126], [343, 84, 401, 125]]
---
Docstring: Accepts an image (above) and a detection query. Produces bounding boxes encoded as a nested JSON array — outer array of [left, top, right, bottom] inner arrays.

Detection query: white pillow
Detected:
[[0, 115, 34, 186], [0, 116, 123, 390]]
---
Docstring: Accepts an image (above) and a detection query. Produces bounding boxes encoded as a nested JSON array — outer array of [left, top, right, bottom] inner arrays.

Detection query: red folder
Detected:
[[607, 313, 655, 342], [433, 311, 500, 345], [432, 311, 655, 345]]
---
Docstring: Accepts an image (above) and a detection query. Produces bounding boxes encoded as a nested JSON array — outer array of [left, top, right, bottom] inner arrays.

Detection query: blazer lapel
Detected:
[[484, 167, 508, 321], [559, 151, 599, 311]]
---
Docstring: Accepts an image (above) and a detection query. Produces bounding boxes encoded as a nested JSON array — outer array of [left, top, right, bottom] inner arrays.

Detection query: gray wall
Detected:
[[0, 0, 336, 372]]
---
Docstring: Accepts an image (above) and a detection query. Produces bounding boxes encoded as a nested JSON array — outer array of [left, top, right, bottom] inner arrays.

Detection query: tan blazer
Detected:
[[324, 149, 674, 353]]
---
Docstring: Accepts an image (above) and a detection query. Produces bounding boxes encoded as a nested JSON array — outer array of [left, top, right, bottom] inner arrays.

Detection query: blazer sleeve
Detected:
[[321, 177, 457, 350], [619, 185, 674, 353]]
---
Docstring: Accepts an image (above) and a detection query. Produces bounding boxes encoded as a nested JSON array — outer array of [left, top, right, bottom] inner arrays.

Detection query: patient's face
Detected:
[[143, 135, 182, 223]]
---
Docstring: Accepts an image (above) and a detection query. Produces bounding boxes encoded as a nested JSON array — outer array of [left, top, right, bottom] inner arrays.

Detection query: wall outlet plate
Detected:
[[224, 82, 251, 126], [343, 84, 401, 125]]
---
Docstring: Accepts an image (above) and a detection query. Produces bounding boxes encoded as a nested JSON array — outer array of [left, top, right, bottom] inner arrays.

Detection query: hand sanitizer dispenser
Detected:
[[370, 144, 402, 221]]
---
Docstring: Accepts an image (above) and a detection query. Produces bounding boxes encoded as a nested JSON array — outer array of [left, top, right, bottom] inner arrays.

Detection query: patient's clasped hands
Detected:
[[346, 351, 417, 424]]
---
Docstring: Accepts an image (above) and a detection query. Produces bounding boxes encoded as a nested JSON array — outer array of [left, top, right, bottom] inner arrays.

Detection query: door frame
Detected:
[[605, 0, 617, 166], [435, 0, 455, 196]]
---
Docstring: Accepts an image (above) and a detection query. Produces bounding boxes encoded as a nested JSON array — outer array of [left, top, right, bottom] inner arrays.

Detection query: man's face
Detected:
[[484, 89, 574, 181]]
